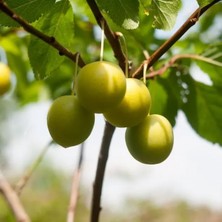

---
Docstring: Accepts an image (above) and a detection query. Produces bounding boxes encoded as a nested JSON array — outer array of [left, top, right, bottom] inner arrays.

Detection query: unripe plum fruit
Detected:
[[125, 114, 174, 164], [76, 61, 126, 113], [47, 95, 95, 148], [0, 62, 11, 96], [104, 78, 151, 127]]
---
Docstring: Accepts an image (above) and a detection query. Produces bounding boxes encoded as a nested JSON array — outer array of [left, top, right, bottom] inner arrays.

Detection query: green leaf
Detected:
[[28, 0, 74, 79], [182, 75, 222, 145], [148, 72, 181, 127], [196, 42, 222, 88], [196, 0, 212, 7], [96, 0, 140, 30], [0, 0, 56, 27], [148, 0, 182, 30]]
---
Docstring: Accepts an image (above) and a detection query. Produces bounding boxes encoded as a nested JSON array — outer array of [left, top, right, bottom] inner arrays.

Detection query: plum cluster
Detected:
[[47, 61, 174, 164]]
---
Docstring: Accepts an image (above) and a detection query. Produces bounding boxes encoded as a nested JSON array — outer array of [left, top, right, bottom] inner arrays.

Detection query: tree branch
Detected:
[[90, 121, 115, 222], [67, 143, 85, 222], [85, 0, 127, 71], [0, 171, 31, 222], [132, 0, 221, 78], [146, 53, 222, 78], [15, 142, 52, 195], [0, 0, 85, 67]]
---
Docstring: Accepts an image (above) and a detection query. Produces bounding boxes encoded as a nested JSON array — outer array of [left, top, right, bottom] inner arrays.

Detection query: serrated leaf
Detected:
[[182, 75, 222, 145], [0, 0, 56, 27], [148, 0, 182, 30], [196, 42, 222, 87], [96, 0, 139, 30], [197, 0, 212, 7], [28, 0, 74, 79]]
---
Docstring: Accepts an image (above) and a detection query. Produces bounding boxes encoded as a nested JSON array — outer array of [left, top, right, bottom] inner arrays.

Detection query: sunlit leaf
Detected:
[[96, 0, 140, 29], [0, 0, 56, 27], [148, 0, 182, 30]]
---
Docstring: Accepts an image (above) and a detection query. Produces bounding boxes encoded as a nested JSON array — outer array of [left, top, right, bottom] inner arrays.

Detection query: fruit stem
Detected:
[[72, 52, 80, 95], [116, 32, 129, 78], [100, 20, 105, 62], [143, 61, 148, 84]]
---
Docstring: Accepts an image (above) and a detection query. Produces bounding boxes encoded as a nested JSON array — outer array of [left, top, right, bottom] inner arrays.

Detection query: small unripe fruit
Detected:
[[125, 114, 174, 164], [0, 62, 11, 96], [76, 61, 126, 113], [104, 78, 151, 127], [47, 95, 95, 148]]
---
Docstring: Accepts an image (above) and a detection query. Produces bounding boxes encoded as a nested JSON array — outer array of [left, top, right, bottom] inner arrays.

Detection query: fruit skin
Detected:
[[76, 61, 126, 113], [47, 95, 95, 148], [0, 63, 11, 96], [104, 78, 151, 127], [125, 114, 174, 164]]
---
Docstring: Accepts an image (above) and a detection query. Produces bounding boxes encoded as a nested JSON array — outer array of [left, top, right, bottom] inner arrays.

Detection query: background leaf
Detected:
[[182, 75, 222, 145], [148, 0, 182, 30], [0, 0, 56, 27], [96, 0, 140, 30], [28, 0, 74, 79], [148, 72, 181, 127], [196, 42, 222, 88], [197, 0, 213, 7]]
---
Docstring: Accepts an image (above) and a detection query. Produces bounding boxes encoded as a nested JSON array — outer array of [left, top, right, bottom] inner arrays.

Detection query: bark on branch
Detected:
[[0, 171, 31, 222], [90, 121, 115, 222]]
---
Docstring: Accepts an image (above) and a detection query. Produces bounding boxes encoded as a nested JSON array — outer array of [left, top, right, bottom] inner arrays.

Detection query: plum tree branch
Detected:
[[132, 0, 222, 78], [0, 171, 31, 222], [85, 0, 127, 71], [90, 121, 115, 222], [146, 53, 222, 78], [0, 0, 85, 67]]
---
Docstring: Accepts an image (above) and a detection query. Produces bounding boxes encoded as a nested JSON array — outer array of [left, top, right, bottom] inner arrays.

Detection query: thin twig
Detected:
[[15, 141, 52, 195], [0, 0, 85, 67], [0, 171, 31, 222], [132, 0, 221, 78], [146, 53, 222, 78], [67, 143, 85, 222], [90, 121, 115, 222]]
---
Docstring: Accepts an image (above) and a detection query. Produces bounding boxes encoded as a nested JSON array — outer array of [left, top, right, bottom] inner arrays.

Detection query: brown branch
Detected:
[[0, 171, 31, 222], [67, 143, 85, 222], [146, 52, 222, 78], [132, 0, 221, 78], [0, 0, 85, 67], [85, 0, 127, 71], [146, 54, 193, 78], [90, 121, 115, 222]]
